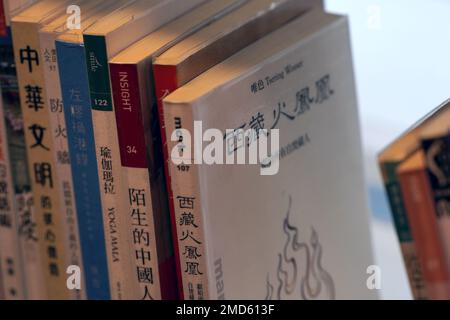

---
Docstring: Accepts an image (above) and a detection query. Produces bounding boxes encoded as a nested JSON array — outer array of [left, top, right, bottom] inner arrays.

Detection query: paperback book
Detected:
[[163, 8, 377, 299]]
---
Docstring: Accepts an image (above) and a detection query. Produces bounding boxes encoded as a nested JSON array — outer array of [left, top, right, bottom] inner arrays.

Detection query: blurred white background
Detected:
[[325, 0, 450, 299]]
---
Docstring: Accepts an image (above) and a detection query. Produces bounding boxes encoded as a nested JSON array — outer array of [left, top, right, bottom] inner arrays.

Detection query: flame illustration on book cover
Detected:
[[266, 196, 335, 300]]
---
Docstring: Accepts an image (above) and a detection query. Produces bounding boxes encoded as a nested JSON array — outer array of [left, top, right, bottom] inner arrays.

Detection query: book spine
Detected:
[[163, 100, 210, 300], [11, 20, 68, 299], [422, 137, 450, 275], [153, 64, 184, 299], [0, 11, 5, 296], [399, 167, 450, 299], [381, 162, 428, 299], [0, 257, 3, 299], [0, 0, 6, 38], [110, 63, 162, 300], [0, 27, 45, 300], [0, 85, 25, 300], [39, 31, 85, 300], [84, 35, 135, 300], [153, 64, 184, 298], [55, 40, 110, 300]]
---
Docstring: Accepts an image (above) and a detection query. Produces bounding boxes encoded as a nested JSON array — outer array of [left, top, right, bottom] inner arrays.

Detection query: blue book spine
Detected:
[[56, 40, 110, 300]]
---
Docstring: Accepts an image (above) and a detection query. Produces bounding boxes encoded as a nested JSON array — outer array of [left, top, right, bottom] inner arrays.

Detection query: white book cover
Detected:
[[163, 9, 378, 299]]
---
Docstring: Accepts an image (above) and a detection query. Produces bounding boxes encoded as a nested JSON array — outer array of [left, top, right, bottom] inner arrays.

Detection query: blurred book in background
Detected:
[[380, 100, 450, 300]]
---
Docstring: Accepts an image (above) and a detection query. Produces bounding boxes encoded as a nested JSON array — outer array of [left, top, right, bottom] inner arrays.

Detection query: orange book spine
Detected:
[[399, 168, 450, 299]]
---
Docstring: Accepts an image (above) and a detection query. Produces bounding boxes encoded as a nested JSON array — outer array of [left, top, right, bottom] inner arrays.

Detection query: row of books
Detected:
[[380, 101, 450, 300], [0, 0, 377, 300]]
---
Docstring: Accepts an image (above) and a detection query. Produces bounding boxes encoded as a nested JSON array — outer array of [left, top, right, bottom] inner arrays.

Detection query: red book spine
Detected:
[[0, 0, 7, 38], [399, 169, 450, 299], [110, 63, 147, 168], [152, 63, 184, 299], [110, 63, 178, 299]]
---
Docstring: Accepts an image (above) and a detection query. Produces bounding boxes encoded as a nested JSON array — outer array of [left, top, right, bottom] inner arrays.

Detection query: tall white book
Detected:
[[163, 8, 377, 299]]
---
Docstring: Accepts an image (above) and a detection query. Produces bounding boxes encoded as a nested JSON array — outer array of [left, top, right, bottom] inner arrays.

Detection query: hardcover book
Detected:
[[162, 8, 377, 299]]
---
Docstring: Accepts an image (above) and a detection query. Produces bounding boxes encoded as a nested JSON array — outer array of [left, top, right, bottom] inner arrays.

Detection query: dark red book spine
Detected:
[[0, 0, 7, 38], [110, 62, 178, 299], [110, 63, 147, 168], [152, 63, 184, 299]]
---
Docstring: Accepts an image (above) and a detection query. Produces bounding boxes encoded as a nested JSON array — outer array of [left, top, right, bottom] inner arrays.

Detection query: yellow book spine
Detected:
[[11, 20, 69, 300], [163, 102, 209, 300]]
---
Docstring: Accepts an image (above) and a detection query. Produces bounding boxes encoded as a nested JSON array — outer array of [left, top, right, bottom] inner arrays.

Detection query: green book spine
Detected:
[[83, 34, 140, 300], [84, 35, 113, 111], [381, 161, 428, 299]]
